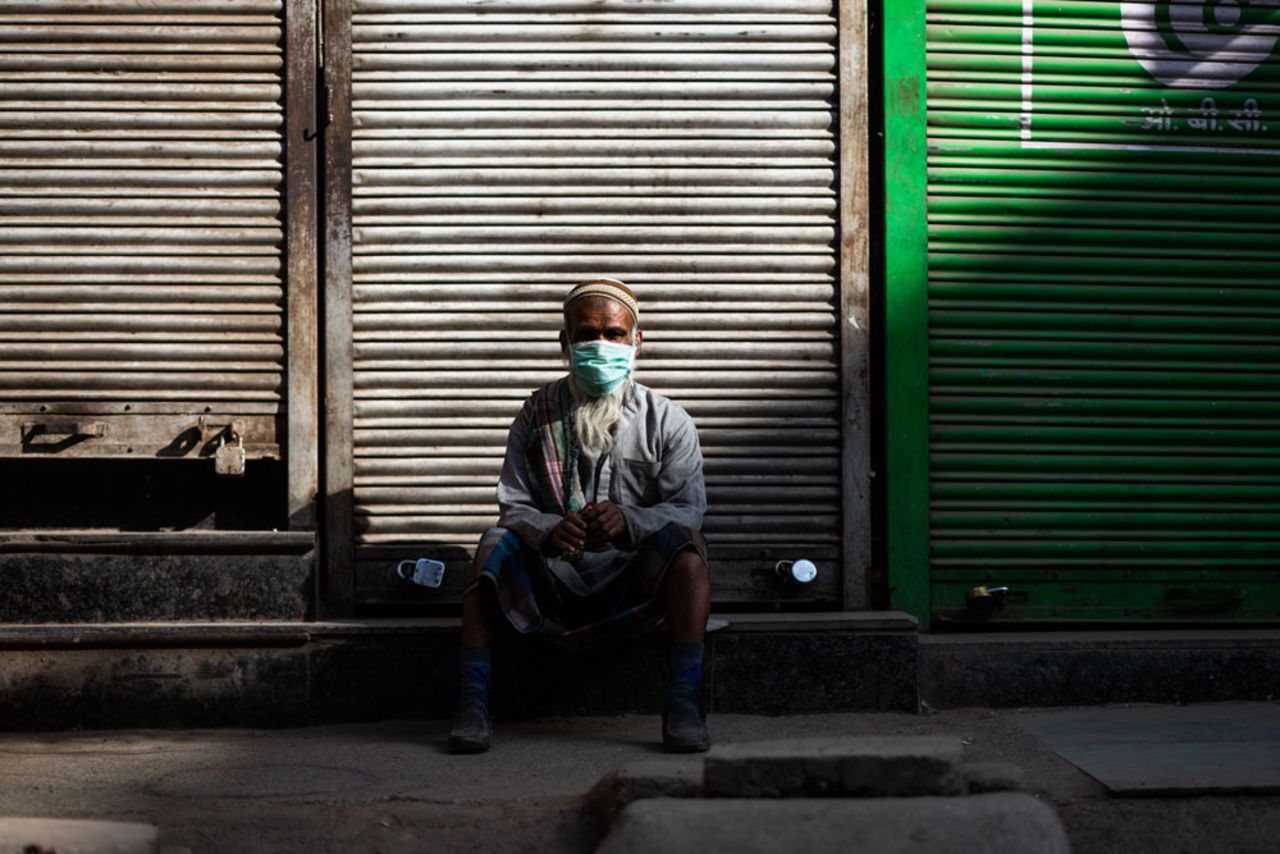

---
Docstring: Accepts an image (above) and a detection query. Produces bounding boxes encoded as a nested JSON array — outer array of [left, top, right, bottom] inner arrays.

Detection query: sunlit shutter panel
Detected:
[[0, 1, 286, 459], [349, 0, 841, 604]]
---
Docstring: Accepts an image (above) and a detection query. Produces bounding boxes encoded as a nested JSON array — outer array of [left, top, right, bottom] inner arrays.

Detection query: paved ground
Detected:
[[1019, 703, 1280, 795], [2, 706, 1278, 853]]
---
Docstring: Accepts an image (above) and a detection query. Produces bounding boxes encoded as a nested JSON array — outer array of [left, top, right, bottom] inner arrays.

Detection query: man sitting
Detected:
[[449, 277, 712, 754]]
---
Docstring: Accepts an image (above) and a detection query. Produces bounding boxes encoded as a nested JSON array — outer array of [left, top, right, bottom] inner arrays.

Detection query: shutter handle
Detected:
[[22, 421, 106, 438], [964, 585, 1028, 618]]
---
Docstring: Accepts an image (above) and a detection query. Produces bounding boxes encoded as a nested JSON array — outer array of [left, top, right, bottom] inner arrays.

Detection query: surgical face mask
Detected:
[[569, 339, 636, 397]]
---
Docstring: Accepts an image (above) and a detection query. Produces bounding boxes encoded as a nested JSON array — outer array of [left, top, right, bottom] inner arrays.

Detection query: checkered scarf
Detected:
[[524, 378, 585, 516]]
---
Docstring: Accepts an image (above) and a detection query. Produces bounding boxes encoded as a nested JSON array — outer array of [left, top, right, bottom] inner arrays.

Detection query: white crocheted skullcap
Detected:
[[563, 277, 639, 326]]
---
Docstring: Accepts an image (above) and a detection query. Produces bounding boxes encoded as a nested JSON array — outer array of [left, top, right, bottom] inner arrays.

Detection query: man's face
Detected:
[[560, 296, 643, 356]]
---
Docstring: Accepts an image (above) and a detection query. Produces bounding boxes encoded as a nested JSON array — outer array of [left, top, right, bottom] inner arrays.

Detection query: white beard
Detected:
[[571, 377, 630, 455]]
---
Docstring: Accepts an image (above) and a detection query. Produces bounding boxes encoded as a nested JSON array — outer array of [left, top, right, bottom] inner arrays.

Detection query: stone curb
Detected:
[[965, 761, 1026, 793], [583, 761, 704, 838], [596, 793, 1071, 854], [0, 818, 159, 854], [703, 735, 967, 798]]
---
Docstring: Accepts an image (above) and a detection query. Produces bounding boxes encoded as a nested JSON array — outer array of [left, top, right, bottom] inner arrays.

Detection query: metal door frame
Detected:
[[321, 0, 355, 614], [883, 0, 930, 624], [285, 0, 322, 534]]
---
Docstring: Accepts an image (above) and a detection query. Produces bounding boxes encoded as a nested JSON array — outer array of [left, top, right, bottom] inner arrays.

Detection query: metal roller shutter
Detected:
[[0, 1, 286, 460], [348, 0, 841, 604], [926, 0, 1280, 620]]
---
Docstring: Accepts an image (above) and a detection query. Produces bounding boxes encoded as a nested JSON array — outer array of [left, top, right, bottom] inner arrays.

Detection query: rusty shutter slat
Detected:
[[0, 0, 286, 459], [349, 0, 840, 604]]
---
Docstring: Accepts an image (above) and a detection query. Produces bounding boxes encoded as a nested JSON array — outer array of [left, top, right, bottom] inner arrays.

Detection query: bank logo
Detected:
[[1020, 0, 1279, 152], [1120, 0, 1280, 88]]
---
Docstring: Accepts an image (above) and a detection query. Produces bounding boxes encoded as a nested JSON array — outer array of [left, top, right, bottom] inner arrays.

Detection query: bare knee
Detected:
[[469, 526, 512, 583], [668, 549, 709, 591]]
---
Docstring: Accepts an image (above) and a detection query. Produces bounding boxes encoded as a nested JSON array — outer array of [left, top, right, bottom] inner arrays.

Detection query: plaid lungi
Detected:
[[466, 522, 708, 647]]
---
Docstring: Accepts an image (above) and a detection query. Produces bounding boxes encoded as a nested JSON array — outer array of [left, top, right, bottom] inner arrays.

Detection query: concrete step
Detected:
[[0, 817, 164, 854], [0, 612, 920, 729], [596, 794, 1071, 854], [584, 750, 1025, 837], [9, 617, 1277, 729], [0, 532, 316, 622], [585, 736, 1038, 852], [703, 735, 967, 798], [920, 629, 1280, 708]]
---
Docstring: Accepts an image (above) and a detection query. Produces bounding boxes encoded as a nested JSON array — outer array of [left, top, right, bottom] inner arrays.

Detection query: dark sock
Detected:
[[665, 640, 704, 710], [458, 645, 492, 711]]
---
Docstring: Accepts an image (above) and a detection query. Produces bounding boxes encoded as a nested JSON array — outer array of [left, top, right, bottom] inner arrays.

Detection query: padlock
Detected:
[[215, 430, 246, 477], [397, 557, 446, 589], [775, 559, 818, 584]]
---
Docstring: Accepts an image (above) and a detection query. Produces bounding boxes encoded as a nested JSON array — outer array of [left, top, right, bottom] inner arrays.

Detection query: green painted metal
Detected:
[[932, 579, 1280, 622], [885, 0, 932, 622], [924, 0, 1280, 623]]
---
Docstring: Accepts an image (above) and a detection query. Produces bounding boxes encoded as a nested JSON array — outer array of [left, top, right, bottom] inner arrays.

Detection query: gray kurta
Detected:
[[495, 380, 706, 596]]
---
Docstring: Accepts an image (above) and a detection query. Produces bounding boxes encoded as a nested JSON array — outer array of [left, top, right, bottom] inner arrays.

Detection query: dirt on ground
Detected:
[[1, 709, 1277, 853]]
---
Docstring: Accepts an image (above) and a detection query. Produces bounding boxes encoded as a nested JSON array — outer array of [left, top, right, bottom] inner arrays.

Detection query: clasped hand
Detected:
[[547, 501, 626, 558]]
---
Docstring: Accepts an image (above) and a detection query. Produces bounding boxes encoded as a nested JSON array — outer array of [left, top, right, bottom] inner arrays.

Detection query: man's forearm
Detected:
[[497, 505, 562, 551], [620, 502, 705, 547]]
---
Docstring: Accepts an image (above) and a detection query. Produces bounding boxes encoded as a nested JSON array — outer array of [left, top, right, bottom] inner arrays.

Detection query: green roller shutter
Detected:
[[922, 0, 1280, 622]]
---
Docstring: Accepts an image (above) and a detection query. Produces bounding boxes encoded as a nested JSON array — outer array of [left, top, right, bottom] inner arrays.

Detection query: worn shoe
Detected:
[[448, 702, 493, 754], [662, 700, 710, 753]]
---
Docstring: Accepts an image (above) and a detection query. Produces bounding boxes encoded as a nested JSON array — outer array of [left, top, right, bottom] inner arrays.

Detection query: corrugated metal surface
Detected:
[[926, 0, 1280, 619], [0, 1, 286, 458], [349, 0, 841, 602]]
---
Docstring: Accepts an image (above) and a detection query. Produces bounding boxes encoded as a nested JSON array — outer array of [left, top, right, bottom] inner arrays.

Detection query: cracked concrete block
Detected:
[[584, 761, 703, 831], [0, 648, 309, 729], [965, 762, 1026, 793], [595, 793, 1071, 854], [703, 736, 967, 798], [0, 817, 158, 854]]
